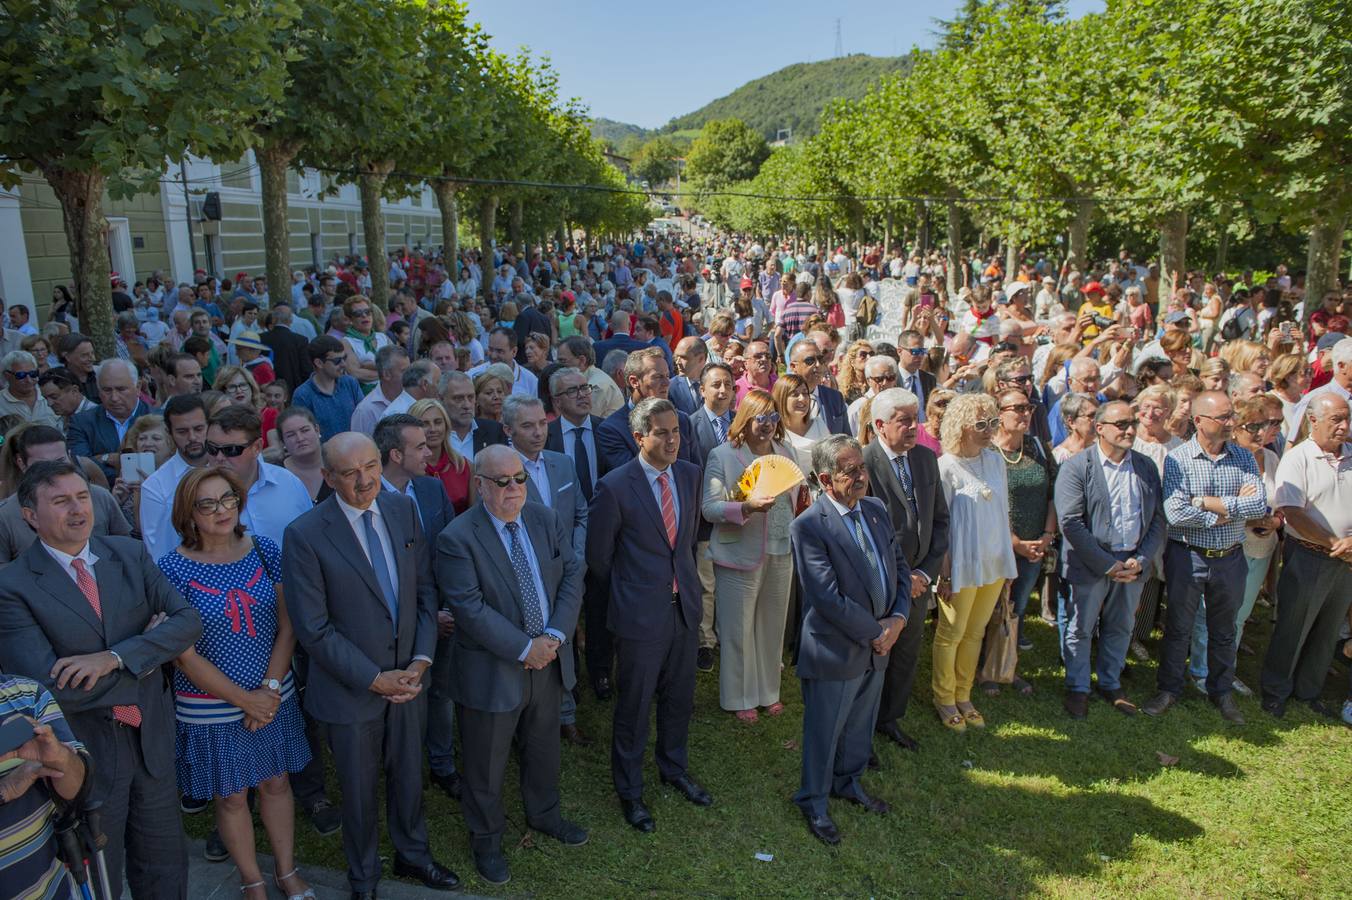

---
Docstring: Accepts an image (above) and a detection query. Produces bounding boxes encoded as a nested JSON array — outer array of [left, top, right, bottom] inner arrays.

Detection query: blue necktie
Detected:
[[361, 510, 398, 627], [848, 509, 881, 592], [505, 522, 545, 637], [895, 455, 917, 513], [713, 412, 728, 444]]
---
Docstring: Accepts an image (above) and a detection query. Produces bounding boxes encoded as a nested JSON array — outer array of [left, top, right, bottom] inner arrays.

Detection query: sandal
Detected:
[[240, 882, 266, 899], [934, 703, 967, 732], [764, 702, 786, 717], [274, 868, 316, 900], [980, 681, 1002, 697], [734, 709, 759, 723], [957, 704, 985, 728], [1012, 676, 1034, 696]]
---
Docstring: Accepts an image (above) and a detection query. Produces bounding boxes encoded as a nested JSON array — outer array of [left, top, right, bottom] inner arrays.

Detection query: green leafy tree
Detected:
[[631, 137, 680, 187], [685, 119, 770, 197], [0, 0, 296, 354]]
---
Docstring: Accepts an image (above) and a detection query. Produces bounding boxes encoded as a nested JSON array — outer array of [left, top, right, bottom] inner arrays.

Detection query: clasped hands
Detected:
[[0, 718, 72, 804], [522, 635, 561, 671], [870, 615, 906, 656], [370, 660, 430, 704], [1106, 557, 1142, 583], [49, 612, 167, 691]]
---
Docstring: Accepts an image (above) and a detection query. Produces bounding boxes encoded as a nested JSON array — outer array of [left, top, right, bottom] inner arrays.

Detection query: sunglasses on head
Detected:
[[205, 441, 252, 458], [479, 471, 529, 488]]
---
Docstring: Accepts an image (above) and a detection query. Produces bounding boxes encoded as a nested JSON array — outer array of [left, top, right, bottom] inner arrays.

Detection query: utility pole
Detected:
[[834, 19, 843, 58], [179, 158, 198, 275]]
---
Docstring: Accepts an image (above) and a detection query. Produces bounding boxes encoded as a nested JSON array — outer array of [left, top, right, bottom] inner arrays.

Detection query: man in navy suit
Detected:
[[65, 359, 155, 480], [668, 336, 708, 416], [687, 362, 736, 670], [592, 310, 654, 369], [1053, 400, 1165, 719], [789, 340, 851, 435], [373, 414, 464, 797], [790, 434, 911, 845], [595, 347, 701, 471], [587, 398, 711, 834]]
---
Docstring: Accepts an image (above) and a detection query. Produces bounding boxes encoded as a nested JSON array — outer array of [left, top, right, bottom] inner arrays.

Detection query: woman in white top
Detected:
[[1129, 384, 1183, 658], [1267, 352, 1310, 437], [933, 393, 1018, 731], [338, 295, 390, 389], [773, 374, 827, 487]]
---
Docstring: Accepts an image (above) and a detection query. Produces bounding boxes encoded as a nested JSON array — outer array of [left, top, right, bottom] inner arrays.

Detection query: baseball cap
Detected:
[[1315, 332, 1346, 352], [1163, 311, 1189, 325], [1082, 281, 1105, 296], [1003, 281, 1029, 298], [740, 277, 754, 289]]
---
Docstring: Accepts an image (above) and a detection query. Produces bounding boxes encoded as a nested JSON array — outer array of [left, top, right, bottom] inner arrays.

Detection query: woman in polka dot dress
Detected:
[[158, 466, 313, 900]]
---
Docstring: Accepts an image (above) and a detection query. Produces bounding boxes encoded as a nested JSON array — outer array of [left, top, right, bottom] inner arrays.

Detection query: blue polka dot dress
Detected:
[[157, 536, 310, 799]]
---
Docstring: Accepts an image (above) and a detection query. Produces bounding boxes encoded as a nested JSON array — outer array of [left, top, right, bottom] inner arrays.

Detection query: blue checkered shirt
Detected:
[[1162, 437, 1267, 550]]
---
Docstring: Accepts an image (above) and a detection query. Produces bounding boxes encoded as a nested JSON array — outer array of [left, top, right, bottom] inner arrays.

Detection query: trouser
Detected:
[[877, 584, 930, 726], [1260, 541, 1352, 703], [1008, 555, 1043, 644], [426, 634, 457, 776], [91, 721, 188, 900], [325, 696, 431, 892], [457, 664, 563, 855], [583, 571, 614, 685], [1131, 576, 1164, 644], [932, 579, 1005, 705], [697, 541, 718, 649], [289, 648, 329, 808], [1157, 542, 1245, 698], [714, 555, 794, 711], [1189, 551, 1274, 680], [1064, 573, 1146, 694], [794, 668, 884, 818], [611, 604, 697, 800]]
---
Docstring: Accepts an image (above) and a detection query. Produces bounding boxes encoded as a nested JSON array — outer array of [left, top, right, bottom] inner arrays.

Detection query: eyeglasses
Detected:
[[205, 441, 252, 458], [1241, 419, 1283, 434], [972, 417, 1002, 432], [349, 307, 373, 317], [1102, 418, 1139, 431], [478, 471, 529, 488], [1196, 412, 1236, 423], [6, 370, 38, 380], [553, 384, 597, 399], [797, 356, 821, 367], [753, 412, 780, 425], [224, 382, 250, 394], [1000, 403, 1033, 414], [905, 347, 928, 357], [193, 492, 240, 513]]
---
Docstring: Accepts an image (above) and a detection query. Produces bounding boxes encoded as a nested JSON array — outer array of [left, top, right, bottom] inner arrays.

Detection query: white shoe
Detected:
[[1341, 700, 1352, 727], [1190, 675, 1208, 694], [1232, 677, 1253, 697]]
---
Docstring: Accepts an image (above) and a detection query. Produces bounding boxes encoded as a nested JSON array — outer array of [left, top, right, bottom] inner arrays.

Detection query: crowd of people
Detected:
[[0, 231, 1350, 897]]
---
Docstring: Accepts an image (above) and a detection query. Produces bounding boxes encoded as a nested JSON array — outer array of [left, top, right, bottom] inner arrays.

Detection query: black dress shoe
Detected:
[[621, 797, 655, 833], [660, 773, 712, 806], [867, 752, 880, 771], [391, 857, 460, 891], [532, 818, 589, 846], [1141, 691, 1177, 717], [430, 771, 462, 801], [1307, 698, 1337, 719], [803, 810, 840, 845], [1213, 692, 1246, 725], [876, 721, 919, 751], [697, 646, 715, 671], [832, 790, 889, 814], [560, 723, 593, 747], [593, 675, 613, 701], [1063, 691, 1089, 720], [473, 850, 510, 886], [1261, 696, 1287, 717]]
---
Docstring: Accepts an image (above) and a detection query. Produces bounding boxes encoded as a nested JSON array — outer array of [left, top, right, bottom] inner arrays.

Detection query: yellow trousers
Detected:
[[932, 579, 1006, 705]]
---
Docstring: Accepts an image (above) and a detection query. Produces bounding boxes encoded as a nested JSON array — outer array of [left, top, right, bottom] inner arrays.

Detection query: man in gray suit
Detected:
[[0, 459, 202, 897], [1053, 400, 1166, 719], [790, 435, 910, 846], [282, 433, 458, 898], [687, 362, 736, 670], [436, 445, 588, 886], [373, 414, 462, 799]]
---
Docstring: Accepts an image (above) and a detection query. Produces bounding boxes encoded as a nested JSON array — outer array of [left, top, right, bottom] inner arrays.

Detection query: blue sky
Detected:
[[464, 0, 1105, 129]]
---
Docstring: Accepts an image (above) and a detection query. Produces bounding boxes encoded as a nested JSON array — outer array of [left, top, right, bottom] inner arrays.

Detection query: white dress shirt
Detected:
[[560, 418, 597, 487], [485, 509, 565, 659], [824, 493, 886, 589], [638, 456, 679, 525], [519, 452, 552, 507], [1095, 446, 1143, 550], [40, 540, 99, 586], [449, 421, 477, 461], [335, 495, 400, 602]]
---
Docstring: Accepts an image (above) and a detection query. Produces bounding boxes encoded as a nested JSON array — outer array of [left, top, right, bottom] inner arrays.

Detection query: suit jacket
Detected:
[[789, 495, 911, 681], [545, 415, 611, 485], [472, 418, 508, 456], [67, 400, 157, 479], [700, 441, 797, 569], [282, 492, 438, 724], [406, 475, 456, 540], [436, 503, 583, 713], [816, 385, 851, 436], [595, 402, 701, 472], [687, 405, 730, 468], [667, 375, 701, 417], [863, 441, 949, 581], [586, 457, 702, 639], [261, 325, 311, 392], [1053, 446, 1166, 584], [523, 449, 588, 564], [0, 536, 202, 778]]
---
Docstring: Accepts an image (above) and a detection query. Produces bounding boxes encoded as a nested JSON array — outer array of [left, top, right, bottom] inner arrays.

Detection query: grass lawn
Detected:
[[190, 610, 1351, 898]]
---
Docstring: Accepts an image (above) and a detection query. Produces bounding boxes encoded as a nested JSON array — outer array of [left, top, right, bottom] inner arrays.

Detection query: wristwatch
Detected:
[[263, 678, 281, 692], [1190, 496, 1205, 510]]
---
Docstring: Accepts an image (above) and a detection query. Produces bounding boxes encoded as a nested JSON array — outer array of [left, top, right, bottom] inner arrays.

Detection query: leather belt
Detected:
[[1293, 538, 1333, 558], [1172, 540, 1241, 559]]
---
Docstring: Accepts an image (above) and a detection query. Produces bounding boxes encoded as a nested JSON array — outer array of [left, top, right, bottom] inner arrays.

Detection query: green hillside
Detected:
[[589, 117, 649, 148], [660, 54, 912, 140]]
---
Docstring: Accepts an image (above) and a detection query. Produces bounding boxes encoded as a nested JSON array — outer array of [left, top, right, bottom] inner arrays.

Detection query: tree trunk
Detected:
[[509, 197, 524, 257], [256, 141, 299, 317], [432, 180, 460, 269], [914, 200, 928, 254], [1066, 197, 1094, 274], [946, 198, 962, 294], [358, 160, 395, 307], [1212, 204, 1233, 273], [1158, 208, 1188, 301], [883, 209, 893, 259], [1304, 209, 1349, 324], [479, 193, 498, 300], [1005, 236, 1019, 281], [44, 166, 114, 357]]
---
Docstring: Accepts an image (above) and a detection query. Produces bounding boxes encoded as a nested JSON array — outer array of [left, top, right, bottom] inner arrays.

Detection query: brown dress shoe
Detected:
[[560, 723, 593, 747], [1097, 687, 1138, 716], [1063, 691, 1089, 719]]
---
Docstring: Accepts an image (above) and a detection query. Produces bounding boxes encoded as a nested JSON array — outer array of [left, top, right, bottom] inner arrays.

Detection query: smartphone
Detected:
[[918, 291, 936, 308], [120, 452, 156, 485], [0, 716, 36, 756], [1279, 321, 1296, 340]]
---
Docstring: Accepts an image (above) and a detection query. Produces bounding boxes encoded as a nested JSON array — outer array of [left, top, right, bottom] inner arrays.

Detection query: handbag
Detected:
[[977, 582, 1019, 685]]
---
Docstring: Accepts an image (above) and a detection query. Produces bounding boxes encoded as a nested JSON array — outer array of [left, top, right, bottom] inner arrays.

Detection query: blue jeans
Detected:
[[1009, 554, 1043, 644], [1064, 576, 1146, 693], [1159, 543, 1245, 697], [1189, 552, 1271, 681]]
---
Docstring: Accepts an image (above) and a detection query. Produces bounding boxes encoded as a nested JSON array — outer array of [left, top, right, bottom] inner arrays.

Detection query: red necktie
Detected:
[[658, 472, 678, 593], [71, 559, 142, 728]]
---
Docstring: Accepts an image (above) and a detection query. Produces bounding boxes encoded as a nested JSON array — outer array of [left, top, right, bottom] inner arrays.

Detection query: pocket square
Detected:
[[557, 481, 574, 491]]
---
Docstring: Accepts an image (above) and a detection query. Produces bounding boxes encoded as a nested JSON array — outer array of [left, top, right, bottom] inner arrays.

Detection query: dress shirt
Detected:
[[236, 462, 313, 551], [449, 421, 477, 461], [518, 452, 551, 507], [380, 476, 421, 522], [40, 540, 99, 587], [1271, 438, 1352, 543], [349, 387, 398, 435], [702, 405, 733, 442], [560, 418, 597, 487], [139, 453, 198, 563], [902, 369, 927, 422], [484, 509, 565, 660], [467, 360, 538, 398], [824, 493, 888, 600], [638, 455, 679, 527], [1095, 446, 1142, 551], [1162, 437, 1266, 550], [880, 443, 927, 584], [106, 410, 135, 444], [336, 495, 431, 664], [380, 390, 415, 421]]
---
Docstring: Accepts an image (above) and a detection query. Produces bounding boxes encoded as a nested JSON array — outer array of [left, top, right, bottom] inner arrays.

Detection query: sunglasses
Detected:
[[797, 356, 821, 367], [856, 350, 873, 359], [1000, 403, 1033, 414], [205, 441, 252, 458], [349, 307, 373, 317], [905, 347, 928, 357], [753, 412, 780, 425], [1003, 374, 1033, 385], [322, 355, 345, 366], [972, 417, 1002, 432], [1241, 419, 1283, 434], [193, 493, 240, 513], [7, 370, 38, 380], [1102, 418, 1138, 431], [868, 373, 898, 383], [478, 471, 529, 488]]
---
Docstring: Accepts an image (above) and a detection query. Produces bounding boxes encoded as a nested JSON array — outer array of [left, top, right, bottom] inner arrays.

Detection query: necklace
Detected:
[[994, 434, 1024, 464]]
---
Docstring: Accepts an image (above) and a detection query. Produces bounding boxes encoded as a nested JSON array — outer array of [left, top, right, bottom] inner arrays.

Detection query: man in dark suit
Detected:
[[373, 414, 463, 797], [897, 329, 938, 423], [596, 347, 700, 471], [511, 293, 553, 364], [0, 459, 202, 897], [688, 362, 737, 670], [65, 359, 155, 481], [283, 433, 459, 897], [442, 370, 507, 461], [587, 398, 711, 833], [261, 302, 313, 391], [863, 387, 948, 753], [790, 434, 911, 846], [668, 336, 708, 416], [436, 445, 587, 885], [592, 309, 654, 367], [1054, 400, 1165, 719], [789, 340, 850, 435]]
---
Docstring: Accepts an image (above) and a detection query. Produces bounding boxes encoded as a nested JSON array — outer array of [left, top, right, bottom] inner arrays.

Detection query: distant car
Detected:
[[672, 207, 683, 217]]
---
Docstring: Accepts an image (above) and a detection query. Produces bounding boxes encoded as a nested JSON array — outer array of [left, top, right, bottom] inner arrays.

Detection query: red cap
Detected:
[[236, 272, 250, 282], [1082, 281, 1105, 296], [740, 277, 754, 289]]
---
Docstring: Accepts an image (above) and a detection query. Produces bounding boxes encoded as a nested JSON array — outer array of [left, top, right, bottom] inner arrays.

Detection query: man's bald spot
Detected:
[[475, 443, 522, 476], [322, 432, 378, 469], [1192, 391, 1231, 417], [1309, 392, 1350, 420], [675, 336, 705, 358], [791, 340, 820, 364]]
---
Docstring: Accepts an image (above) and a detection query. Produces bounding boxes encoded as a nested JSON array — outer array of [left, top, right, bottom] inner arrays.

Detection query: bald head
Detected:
[[1309, 392, 1350, 421], [474, 443, 520, 475], [322, 432, 383, 509]]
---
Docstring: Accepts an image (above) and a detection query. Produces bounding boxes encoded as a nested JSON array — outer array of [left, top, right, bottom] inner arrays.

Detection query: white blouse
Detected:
[[938, 448, 1018, 593]]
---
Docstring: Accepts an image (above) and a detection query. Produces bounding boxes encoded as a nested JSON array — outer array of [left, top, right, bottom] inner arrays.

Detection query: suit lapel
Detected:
[[470, 506, 518, 593], [629, 462, 670, 547], [26, 541, 106, 639], [318, 498, 385, 603], [820, 500, 882, 608]]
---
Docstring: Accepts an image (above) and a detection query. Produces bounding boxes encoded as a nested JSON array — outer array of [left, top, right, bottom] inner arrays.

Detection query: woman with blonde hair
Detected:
[[933, 392, 1018, 731], [473, 367, 511, 422], [1198, 357, 1230, 392], [701, 389, 800, 722], [916, 388, 955, 456], [1267, 352, 1310, 434], [1218, 339, 1270, 382], [338, 294, 391, 389], [836, 340, 875, 404], [410, 397, 473, 513]]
